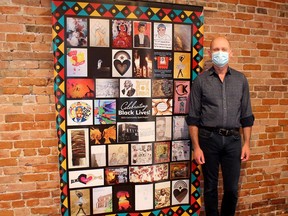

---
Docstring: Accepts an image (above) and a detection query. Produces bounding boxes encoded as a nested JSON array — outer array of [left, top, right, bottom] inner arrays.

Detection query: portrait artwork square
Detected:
[[154, 181, 171, 209], [112, 20, 132, 49], [154, 141, 171, 164], [156, 116, 172, 142], [120, 79, 151, 98], [153, 22, 173, 50], [67, 100, 93, 126], [133, 21, 151, 49]]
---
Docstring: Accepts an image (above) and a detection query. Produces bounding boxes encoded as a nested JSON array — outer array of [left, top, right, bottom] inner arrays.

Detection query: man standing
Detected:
[[186, 37, 254, 216]]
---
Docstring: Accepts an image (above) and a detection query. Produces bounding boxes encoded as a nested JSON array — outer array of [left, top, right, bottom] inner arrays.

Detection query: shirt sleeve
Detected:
[[186, 76, 202, 126], [240, 76, 255, 127]]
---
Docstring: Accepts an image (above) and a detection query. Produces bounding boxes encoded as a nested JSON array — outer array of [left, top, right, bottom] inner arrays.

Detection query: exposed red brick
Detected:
[[254, 86, 269, 91], [257, 43, 273, 49], [0, 141, 13, 149], [23, 149, 37, 156], [271, 86, 287, 92], [5, 114, 34, 123], [42, 139, 58, 147], [35, 113, 55, 121], [262, 99, 279, 105], [21, 122, 51, 130], [11, 200, 25, 208], [0, 210, 13, 216], [235, 13, 254, 20], [20, 174, 48, 182], [231, 27, 250, 34], [26, 199, 40, 207], [6, 34, 36, 42], [271, 198, 286, 205], [254, 113, 269, 119], [2, 87, 32, 95], [31, 207, 59, 215], [14, 140, 41, 148], [0, 193, 21, 201], [239, 0, 258, 6], [271, 72, 286, 78], [243, 64, 261, 70], [0, 158, 18, 167], [0, 6, 21, 14], [269, 112, 286, 118], [22, 191, 50, 200]]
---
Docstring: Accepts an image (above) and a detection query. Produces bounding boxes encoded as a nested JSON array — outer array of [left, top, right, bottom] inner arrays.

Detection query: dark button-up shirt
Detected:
[[186, 67, 254, 128]]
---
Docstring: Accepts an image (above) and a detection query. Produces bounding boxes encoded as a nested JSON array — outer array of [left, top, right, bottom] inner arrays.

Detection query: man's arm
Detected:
[[189, 125, 205, 165], [241, 126, 252, 161]]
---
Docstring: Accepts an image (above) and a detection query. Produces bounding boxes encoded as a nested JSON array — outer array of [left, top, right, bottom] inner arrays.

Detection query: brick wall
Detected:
[[0, 0, 287, 215]]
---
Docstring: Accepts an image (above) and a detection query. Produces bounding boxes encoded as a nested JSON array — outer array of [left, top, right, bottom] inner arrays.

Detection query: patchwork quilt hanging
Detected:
[[52, 0, 204, 215]]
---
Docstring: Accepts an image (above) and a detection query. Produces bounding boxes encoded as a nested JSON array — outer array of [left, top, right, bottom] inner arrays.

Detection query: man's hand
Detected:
[[193, 147, 205, 165], [241, 126, 252, 161], [241, 144, 250, 161]]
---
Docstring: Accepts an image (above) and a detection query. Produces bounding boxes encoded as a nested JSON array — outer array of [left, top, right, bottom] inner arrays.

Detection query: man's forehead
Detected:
[[210, 37, 230, 49]]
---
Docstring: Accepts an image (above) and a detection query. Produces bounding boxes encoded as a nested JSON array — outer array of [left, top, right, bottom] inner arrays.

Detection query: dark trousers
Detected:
[[198, 128, 242, 216]]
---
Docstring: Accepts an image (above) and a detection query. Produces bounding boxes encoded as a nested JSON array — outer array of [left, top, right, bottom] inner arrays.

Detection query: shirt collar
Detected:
[[209, 66, 232, 76]]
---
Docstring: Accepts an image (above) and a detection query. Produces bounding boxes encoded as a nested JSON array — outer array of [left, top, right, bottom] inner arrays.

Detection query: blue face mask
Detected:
[[212, 51, 229, 68]]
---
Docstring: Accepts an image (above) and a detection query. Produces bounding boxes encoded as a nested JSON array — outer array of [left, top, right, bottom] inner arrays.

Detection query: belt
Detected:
[[201, 127, 240, 136]]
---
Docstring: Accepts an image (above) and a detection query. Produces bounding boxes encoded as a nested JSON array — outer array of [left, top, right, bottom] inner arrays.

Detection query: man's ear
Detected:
[[208, 50, 212, 58], [229, 49, 233, 57]]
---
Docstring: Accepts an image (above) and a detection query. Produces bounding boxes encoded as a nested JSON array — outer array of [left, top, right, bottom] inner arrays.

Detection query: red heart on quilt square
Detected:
[[78, 174, 93, 184]]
